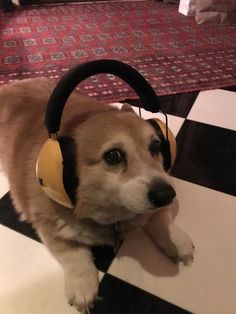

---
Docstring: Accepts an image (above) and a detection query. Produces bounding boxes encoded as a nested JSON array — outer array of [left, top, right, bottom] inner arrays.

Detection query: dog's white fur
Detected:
[[0, 78, 194, 313]]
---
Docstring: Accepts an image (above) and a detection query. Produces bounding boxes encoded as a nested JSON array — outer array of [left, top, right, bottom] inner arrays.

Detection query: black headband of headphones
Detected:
[[45, 59, 160, 134]]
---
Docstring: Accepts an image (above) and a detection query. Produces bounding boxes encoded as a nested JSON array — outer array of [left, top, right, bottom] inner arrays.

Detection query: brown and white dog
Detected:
[[0, 78, 194, 313]]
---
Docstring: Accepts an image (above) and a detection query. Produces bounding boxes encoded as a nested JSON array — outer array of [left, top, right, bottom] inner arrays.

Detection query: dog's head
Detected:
[[73, 105, 176, 224]]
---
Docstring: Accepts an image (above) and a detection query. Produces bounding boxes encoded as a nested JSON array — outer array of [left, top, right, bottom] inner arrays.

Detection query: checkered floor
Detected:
[[0, 89, 236, 314]]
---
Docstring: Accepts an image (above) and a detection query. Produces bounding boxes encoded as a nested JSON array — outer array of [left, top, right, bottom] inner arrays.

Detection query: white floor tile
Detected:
[[188, 89, 236, 131], [0, 170, 9, 198], [108, 178, 236, 314], [0, 225, 103, 314], [110, 102, 185, 136]]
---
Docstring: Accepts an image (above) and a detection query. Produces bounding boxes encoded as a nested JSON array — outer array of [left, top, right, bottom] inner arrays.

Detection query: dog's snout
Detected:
[[148, 180, 176, 208]]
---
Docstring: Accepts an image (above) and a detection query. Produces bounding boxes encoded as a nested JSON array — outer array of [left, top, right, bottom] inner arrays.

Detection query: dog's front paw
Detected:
[[160, 225, 195, 266], [65, 269, 99, 313]]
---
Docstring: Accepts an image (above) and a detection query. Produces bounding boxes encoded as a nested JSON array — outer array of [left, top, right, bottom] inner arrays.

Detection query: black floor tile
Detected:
[[171, 120, 236, 196], [91, 245, 116, 273], [91, 273, 191, 314], [0, 192, 40, 242]]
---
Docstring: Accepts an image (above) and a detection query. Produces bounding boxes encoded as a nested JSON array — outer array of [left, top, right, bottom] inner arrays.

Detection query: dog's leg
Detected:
[[38, 228, 99, 313], [144, 209, 194, 265]]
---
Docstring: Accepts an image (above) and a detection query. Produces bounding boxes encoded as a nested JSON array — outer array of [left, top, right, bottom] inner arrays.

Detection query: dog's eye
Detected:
[[103, 149, 124, 165], [150, 140, 161, 156]]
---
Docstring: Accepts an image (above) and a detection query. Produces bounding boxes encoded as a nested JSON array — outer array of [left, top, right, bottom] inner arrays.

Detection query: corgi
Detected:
[[0, 78, 194, 313]]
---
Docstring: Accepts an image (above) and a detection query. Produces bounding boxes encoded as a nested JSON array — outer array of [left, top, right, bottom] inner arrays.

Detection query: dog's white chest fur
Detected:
[[56, 217, 116, 246]]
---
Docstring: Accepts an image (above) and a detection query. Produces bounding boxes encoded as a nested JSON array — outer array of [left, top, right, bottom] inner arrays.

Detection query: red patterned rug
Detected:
[[0, 1, 236, 101]]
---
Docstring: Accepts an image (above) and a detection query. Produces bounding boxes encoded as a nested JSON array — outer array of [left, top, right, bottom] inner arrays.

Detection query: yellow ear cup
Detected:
[[152, 118, 177, 170], [36, 139, 73, 208]]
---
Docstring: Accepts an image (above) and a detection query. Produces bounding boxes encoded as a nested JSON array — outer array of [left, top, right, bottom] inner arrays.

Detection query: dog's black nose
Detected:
[[148, 180, 176, 208]]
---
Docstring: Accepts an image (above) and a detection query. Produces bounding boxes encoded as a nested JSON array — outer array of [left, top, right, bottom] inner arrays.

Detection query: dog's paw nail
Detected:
[[89, 302, 95, 309], [172, 256, 179, 264], [96, 295, 103, 302], [183, 254, 193, 266]]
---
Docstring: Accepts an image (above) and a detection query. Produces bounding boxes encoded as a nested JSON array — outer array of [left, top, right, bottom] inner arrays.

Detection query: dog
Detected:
[[0, 78, 194, 313]]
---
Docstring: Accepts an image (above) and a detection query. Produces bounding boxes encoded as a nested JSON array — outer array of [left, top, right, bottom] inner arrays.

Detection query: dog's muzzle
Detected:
[[148, 180, 176, 208]]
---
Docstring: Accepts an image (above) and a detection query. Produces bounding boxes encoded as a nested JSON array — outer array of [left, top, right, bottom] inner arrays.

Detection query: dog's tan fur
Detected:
[[0, 78, 194, 313]]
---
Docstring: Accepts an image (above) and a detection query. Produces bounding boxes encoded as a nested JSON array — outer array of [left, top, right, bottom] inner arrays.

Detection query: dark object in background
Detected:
[[2, 0, 15, 11], [163, 0, 180, 4], [195, 0, 236, 24]]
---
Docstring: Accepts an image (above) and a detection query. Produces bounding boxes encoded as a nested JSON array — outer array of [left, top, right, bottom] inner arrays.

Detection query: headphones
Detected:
[[36, 59, 176, 208]]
